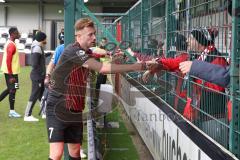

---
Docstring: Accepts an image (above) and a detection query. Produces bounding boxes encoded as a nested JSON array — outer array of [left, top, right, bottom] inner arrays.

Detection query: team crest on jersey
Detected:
[[76, 49, 89, 62], [76, 50, 85, 56]]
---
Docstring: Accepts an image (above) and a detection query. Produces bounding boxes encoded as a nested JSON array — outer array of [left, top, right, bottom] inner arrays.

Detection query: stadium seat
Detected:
[[21, 33, 28, 39], [19, 38, 26, 44], [0, 37, 7, 49], [1, 33, 8, 39], [17, 43, 25, 50], [25, 38, 33, 49], [28, 33, 33, 38]]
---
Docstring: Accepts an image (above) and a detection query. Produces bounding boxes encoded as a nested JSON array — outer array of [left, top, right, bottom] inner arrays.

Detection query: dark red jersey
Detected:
[[49, 42, 91, 112]]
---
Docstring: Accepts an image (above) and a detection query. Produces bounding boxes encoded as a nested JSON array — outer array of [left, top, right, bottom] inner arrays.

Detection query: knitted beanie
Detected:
[[35, 31, 47, 42], [191, 28, 218, 46]]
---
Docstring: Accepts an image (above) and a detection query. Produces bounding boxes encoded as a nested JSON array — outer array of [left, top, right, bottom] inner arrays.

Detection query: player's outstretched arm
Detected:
[[83, 58, 146, 74]]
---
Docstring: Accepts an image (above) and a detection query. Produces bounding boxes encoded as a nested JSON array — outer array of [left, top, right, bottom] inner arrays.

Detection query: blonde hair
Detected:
[[74, 18, 94, 32]]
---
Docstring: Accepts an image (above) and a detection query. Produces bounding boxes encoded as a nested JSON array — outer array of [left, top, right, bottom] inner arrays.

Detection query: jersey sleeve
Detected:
[[71, 49, 91, 65], [158, 53, 188, 71], [6, 42, 16, 74]]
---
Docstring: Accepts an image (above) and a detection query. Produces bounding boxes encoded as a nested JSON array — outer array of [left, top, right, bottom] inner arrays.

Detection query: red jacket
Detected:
[[156, 53, 189, 110], [155, 51, 227, 120], [157, 52, 227, 92], [157, 53, 188, 71]]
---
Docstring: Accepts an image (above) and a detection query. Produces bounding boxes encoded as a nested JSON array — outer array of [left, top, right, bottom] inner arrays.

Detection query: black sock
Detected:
[[48, 158, 53, 160]]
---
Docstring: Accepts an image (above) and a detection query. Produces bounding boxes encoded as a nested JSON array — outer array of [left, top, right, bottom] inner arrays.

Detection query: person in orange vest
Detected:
[[0, 27, 21, 118]]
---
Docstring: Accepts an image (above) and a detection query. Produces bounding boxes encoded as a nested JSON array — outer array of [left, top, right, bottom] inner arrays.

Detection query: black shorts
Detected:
[[46, 99, 83, 143], [5, 74, 19, 90]]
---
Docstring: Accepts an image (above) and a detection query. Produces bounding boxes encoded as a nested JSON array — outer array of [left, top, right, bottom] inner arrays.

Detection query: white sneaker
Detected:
[[41, 114, 46, 119], [9, 110, 21, 118], [80, 149, 87, 159], [24, 115, 39, 122]]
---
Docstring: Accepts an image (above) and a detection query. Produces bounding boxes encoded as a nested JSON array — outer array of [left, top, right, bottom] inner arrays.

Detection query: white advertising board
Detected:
[[118, 76, 236, 160]]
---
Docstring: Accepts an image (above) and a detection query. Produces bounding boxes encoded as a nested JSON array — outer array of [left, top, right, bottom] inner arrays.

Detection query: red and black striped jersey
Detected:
[[49, 42, 91, 112]]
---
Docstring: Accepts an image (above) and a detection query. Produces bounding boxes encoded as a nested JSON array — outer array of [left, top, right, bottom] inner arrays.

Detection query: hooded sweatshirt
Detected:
[[30, 40, 46, 81]]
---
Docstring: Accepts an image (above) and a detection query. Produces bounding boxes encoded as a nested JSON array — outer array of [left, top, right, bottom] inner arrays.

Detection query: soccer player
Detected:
[[46, 18, 147, 160], [0, 27, 21, 118], [24, 31, 47, 122]]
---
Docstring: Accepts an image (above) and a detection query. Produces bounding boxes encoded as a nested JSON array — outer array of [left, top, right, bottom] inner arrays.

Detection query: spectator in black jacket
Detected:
[[58, 28, 64, 45], [24, 31, 47, 122]]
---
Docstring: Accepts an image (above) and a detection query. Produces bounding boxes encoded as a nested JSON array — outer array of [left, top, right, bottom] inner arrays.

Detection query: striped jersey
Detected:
[[48, 42, 91, 112]]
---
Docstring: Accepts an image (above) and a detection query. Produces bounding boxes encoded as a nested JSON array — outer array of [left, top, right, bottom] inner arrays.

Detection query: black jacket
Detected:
[[30, 40, 46, 81]]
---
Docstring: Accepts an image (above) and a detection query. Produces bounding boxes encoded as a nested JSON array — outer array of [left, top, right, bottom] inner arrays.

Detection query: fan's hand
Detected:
[[179, 61, 193, 74], [142, 70, 153, 83]]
